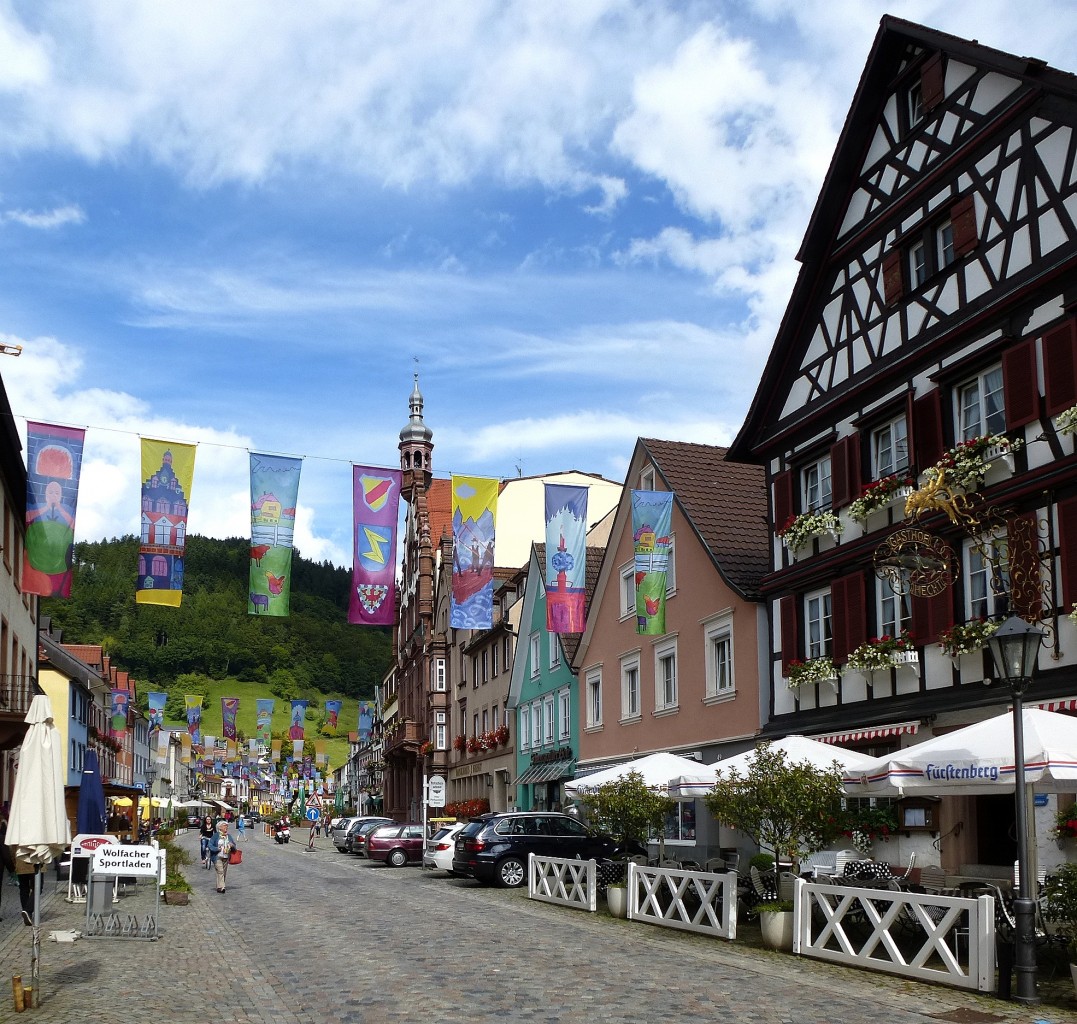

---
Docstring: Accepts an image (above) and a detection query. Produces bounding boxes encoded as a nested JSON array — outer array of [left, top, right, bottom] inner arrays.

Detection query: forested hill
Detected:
[[41, 535, 391, 698]]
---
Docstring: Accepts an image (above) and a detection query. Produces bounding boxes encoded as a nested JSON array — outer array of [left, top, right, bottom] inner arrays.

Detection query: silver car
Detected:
[[331, 817, 362, 851]]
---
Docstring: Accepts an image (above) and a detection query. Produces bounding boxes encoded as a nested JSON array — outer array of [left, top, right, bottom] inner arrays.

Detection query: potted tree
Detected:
[[1042, 862, 1077, 993], [578, 770, 675, 918], [703, 745, 845, 950]]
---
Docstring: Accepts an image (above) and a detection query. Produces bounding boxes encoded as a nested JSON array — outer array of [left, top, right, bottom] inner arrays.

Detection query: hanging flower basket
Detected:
[[937, 619, 998, 658], [786, 656, 839, 690], [777, 511, 843, 556], [847, 476, 916, 524], [846, 630, 916, 673]]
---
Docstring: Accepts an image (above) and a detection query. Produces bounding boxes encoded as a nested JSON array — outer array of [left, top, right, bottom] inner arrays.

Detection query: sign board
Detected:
[[305, 807, 320, 822], [91, 844, 163, 878], [428, 775, 446, 808], [72, 834, 118, 858], [307, 794, 322, 809]]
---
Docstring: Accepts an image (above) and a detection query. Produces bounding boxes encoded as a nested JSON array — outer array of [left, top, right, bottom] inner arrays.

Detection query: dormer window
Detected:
[[907, 79, 924, 130]]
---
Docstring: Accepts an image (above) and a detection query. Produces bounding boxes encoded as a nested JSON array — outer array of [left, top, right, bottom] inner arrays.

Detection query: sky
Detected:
[[2, 1, 1076, 568]]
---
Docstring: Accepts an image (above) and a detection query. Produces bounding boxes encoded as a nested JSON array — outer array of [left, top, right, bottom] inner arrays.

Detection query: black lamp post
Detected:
[[987, 614, 1044, 1006]]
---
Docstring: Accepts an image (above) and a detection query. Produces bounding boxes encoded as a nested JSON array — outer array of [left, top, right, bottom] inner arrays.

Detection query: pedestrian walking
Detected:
[[10, 849, 36, 926], [236, 814, 246, 844], [208, 820, 234, 894], [199, 815, 214, 868]]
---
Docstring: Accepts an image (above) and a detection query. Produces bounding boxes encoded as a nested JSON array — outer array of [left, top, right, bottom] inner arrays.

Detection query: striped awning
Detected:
[[815, 721, 920, 746], [1032, 698, 1077, 714], [513, 759, 575, 786]]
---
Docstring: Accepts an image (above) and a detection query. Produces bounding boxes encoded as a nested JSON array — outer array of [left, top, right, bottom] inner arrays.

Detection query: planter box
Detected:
[[163, 890, 189, 905], [894, 650, 919, 667]]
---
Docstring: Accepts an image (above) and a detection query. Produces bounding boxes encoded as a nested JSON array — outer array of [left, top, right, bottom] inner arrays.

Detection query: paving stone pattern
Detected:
[[0, 828, 1073, 1023]]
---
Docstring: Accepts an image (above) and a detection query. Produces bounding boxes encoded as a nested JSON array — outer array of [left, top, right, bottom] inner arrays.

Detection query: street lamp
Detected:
[[143, 763, 158, 840], [987, 614, 1045, 1006]]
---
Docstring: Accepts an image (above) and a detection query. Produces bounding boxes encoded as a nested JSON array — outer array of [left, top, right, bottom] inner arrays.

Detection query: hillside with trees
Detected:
[[43, 535, 392, 700]]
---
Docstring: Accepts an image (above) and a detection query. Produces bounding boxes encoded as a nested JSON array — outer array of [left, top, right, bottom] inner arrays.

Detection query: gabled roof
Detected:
[[728, 16, 1077, 463], [640, 438, 768, 600], [533, 541, 606, 664]]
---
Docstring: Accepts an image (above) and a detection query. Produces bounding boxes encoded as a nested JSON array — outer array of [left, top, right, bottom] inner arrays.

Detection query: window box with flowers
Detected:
[[847, 475, 916, 524], [937, 619, 998, 658], [845, 631, 917, 674], [919, 434, 1023, 496], [452, 735, 466, 752], [777, 511, 843, 557], [466, 736, 483, 754], [494, 724, 510, 747], [786, 656, 839, 691], [418, 740, 434, 757]]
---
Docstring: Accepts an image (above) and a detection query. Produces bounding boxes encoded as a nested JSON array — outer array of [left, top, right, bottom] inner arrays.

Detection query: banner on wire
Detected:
[[222, 697, 239, 740], [348, 466, 402, 626], [324, 700, 342, 731], [631, 489, 674, 636], [544, 483, 588, 634], [185, 695, 203, 746], [270, 738, 282, 763], [248, 453, 302, 617], [22, 421, 86, 598], [147, 691, 167, 738], [110, 689, 128, 740], [315, 740, 328, 765], [450, 475, 498, 629], [358, 701, 374, 743], [136, 438, 196, 607], [289, 700, 308, 740], [256, 699, 275, 744]]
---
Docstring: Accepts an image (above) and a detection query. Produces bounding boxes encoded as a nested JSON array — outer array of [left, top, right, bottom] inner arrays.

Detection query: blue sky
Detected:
[[2, 1, 1075, 567]]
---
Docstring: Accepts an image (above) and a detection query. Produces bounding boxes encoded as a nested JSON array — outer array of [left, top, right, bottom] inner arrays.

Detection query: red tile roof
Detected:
[[426, 477, 453, 546], [641, 438, 769, 600]]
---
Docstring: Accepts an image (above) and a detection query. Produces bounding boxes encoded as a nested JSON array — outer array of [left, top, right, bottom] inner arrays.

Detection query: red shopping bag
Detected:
[[228, 849, 242, 865]]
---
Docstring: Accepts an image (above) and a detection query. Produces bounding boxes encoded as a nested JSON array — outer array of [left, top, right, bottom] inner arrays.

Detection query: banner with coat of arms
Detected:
[[348, 466, 402, 626]]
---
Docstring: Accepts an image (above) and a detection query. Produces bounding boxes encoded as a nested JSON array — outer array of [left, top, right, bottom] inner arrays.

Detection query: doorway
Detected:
[[976, 793, 1016, 866]]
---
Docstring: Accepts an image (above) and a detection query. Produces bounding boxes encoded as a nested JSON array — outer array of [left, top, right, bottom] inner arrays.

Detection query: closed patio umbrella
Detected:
[[75, 749, 107, 836], [6, 694, 71, 1008]]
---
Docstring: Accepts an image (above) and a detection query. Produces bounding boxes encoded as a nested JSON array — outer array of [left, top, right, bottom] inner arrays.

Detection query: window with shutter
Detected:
[[1007, 513, 1042, 621], [920, 53, 945, 111], [912, 390, 945, 471], [1057, 496, 1077, 608], [882, 249, 904, 305], [773, 470, 794, 532], [830, 435, 861, 510], [831, 573, 867, 663], [911, 589, 954, 644], [1002, 338, 1039, 429], [780, 596, 799, 674], [950, 194, 978, 256], [1044, 320, 1077, 417]]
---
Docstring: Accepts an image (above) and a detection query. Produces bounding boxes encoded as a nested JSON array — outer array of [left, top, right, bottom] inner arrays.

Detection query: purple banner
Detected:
[[348, 466, 402, 626], [222, 697, 239, 740], [544, 483, 588, 634], [23, 421, 86, 597]]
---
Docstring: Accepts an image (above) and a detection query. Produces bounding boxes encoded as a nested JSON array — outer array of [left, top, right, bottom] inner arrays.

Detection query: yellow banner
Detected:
[[136, 438, 196, 607]]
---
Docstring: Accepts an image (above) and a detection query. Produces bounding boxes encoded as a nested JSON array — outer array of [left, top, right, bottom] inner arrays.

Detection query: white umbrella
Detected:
[[564, 751, 707, 798], [668, 735, 879, 800], [6, 694, 71, 1008], [855, 708, 1077, 796]]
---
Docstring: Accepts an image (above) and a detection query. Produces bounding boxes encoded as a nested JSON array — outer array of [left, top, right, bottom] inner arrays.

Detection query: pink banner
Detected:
[[348, 466, 402, 626]]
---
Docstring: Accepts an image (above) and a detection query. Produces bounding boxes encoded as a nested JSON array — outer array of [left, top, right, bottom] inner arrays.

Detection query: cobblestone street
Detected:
[[0, 829, 1074, 1023]]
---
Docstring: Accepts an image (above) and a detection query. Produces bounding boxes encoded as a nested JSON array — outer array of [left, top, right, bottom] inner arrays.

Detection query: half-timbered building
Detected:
[[729, 17, 1077, 873]]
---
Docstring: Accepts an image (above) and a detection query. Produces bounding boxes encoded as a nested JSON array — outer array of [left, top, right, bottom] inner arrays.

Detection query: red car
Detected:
[[366, 823, 426, 867]]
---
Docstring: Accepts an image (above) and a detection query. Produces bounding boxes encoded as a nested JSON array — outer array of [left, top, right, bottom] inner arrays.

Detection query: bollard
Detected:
[[12, 974, 23, 1012], [22, 986, 31, 1010]]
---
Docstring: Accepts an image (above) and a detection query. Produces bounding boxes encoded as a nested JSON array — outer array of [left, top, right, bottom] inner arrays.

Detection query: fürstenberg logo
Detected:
[[926, 762, 1000, 781]]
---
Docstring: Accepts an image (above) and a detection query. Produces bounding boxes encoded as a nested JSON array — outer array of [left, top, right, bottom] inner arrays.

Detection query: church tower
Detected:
[[398, 372, 433, 497]]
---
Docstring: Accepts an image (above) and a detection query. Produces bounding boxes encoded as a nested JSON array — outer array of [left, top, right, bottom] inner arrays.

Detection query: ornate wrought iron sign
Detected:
[[873, 528, 957, 597]]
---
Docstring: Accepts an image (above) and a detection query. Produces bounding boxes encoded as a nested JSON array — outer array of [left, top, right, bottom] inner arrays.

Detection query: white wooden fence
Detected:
[[528, 854, 598, 912], [627, 863, 738, 940], [796, 877, 996, 992]]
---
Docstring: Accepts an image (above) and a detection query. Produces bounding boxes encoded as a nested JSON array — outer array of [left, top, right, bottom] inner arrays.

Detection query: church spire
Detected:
[[398, 370, 433, 493]]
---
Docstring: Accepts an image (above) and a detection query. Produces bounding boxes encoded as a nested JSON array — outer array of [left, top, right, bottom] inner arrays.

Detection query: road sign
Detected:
[[305, 807, 321, 822], [428, 775, 446, 808]]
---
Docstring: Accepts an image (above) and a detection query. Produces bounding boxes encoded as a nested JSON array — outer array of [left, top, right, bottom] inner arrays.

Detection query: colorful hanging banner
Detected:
[[180, 732, 192, 763], [324, 700, 342, 731], [256, 699, 275, 744], [136, 438, 196, 607], [289, 700, 308, 740], [185, 694, 203, 746], [156, 729, 169, 763], [348, 466, 402, 626], [358, 701, 374, 743], [22, 421, 86, 597], [248, 453, 302, 617], [110, 689, 128, 740], [270, 738, 282, 762], [631, 489, 674, 636], [315, 740, 328, 765], [222, 697, 239, 740], [147, 691, 167, 738], [450, 475, 498, 629], [293, 739, 304, 758], [544, 483, 588, 634]]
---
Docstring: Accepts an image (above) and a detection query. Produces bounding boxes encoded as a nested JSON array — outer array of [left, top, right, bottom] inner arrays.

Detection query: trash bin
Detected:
[[89, 877, 113, 914]]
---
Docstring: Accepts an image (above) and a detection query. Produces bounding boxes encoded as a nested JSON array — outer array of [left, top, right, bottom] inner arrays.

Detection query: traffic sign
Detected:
[[305, 807, 321, 822]]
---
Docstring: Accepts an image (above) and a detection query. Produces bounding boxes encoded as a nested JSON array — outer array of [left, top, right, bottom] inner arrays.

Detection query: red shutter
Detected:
[[1008, 513, 1042, 621], [1044, 320, 1077, 416], [780, 596, 799, 674], [912, 389, 945, 472], [831, 573, 866, 664], [830, 435, 861, 510], [951, 194, 979, 256], [920, 53, 945, 111], [882, 249, 904, 306], [773, 470, 794, 533], [1002, 338, 1039, 429], [1058, 496, 1077, 608], [911, 589, 954, 645]]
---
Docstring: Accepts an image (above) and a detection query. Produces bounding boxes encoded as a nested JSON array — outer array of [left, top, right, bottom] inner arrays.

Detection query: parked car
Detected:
[[187, 813, 202, 828], [247, 811, 261, 824], [331, 817, 363, 851], [367, 823, 426, 866], [424, 822, 465, 874], [452, 811, 646, 888], [349, 817, 395, 855]]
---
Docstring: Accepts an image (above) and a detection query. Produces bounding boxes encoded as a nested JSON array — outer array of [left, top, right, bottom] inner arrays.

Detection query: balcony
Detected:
[[0, 674, 39, 750]]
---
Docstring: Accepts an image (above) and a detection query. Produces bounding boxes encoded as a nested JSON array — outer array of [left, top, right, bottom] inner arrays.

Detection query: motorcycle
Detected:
[[273, 823, 290, 844]]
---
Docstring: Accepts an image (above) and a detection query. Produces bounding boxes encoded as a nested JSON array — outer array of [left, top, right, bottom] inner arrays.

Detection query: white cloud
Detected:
[[2, 204, 85, 229]]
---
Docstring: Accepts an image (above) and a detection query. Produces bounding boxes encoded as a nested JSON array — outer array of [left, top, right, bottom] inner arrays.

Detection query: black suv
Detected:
[[452, 811, 642, 888]]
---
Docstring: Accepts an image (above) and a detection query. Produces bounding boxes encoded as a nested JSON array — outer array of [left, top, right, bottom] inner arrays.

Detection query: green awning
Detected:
[[512, 759, 575, 786]]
